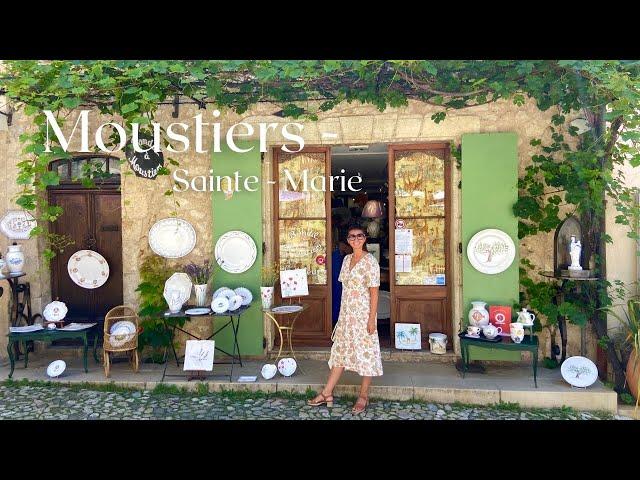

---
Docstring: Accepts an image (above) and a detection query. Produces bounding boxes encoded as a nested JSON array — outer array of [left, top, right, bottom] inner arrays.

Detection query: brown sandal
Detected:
[[307, 392, 334, 407], [352, 396, 369, 414]]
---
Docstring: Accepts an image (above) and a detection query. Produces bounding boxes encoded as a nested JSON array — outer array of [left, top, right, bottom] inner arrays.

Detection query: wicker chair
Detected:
[[103, 306, 140, 378]]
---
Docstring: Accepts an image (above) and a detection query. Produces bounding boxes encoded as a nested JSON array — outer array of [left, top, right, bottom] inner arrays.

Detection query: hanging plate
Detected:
[[215, 231, 257, 274], [67, 250, 110, 289], [0, 210, 37, 240], [148, 218, 196, 259], [466, 229, 516, 275]]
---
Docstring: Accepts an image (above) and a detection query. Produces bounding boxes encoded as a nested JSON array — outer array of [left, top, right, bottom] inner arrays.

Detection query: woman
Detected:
[[307, 224, 382, 414]]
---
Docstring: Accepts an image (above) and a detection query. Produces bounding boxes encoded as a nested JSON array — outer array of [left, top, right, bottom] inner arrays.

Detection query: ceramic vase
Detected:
[[468, 301, 490, 327], [194, 284, 208, 307], [260, 286, 274, 309], [6, 243, 24, 274]]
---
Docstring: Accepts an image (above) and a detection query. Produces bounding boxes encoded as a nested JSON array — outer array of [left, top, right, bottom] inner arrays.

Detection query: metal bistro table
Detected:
[[262, 303, 308, 362], [6, 325, 100, 378], [161, 304, 251, 382], [459, 332, 539, 388]]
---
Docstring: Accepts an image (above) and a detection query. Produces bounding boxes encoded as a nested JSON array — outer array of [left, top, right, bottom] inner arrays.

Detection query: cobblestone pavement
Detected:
[[0, 384, 631, 420]]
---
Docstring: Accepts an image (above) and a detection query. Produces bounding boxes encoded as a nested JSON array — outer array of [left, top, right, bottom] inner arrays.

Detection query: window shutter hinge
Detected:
[[458, 242, 463, 254]]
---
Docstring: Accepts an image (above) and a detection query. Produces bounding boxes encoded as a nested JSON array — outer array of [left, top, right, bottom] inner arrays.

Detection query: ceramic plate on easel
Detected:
[[234, 287, 253, 306], [47, 360, 66, 378], [211, 296, 229, 314], [67, 250, 110, 289], [215, 231, 257, 274], [148, 218, 196, 259], [561, 356, 598, 388]]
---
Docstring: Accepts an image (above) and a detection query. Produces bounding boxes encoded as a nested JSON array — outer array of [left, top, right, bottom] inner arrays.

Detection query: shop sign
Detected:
[[125, 136, 164, 179], [395, 219, 406, 229]]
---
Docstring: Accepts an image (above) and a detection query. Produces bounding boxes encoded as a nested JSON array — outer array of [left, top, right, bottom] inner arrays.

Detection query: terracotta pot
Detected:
[[626, 349, 639, 401]]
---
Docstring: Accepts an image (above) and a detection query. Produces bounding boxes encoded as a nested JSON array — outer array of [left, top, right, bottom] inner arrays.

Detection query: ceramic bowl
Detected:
[[277, 357, 297, 377], [261, 363, 277, 380]]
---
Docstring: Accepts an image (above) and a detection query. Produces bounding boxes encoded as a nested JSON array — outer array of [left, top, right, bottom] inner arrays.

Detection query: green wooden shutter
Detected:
[[461, 133, 520, 361], [212, 141, 263, 356]]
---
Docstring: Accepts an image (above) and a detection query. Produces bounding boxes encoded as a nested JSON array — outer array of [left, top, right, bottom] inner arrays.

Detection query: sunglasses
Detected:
[[347, 233, 366, 240]]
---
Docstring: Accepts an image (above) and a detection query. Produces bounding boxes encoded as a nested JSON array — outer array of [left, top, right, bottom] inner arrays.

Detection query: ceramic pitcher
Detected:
[[517, 308, 536, 326], [468, 301, 490, 327]]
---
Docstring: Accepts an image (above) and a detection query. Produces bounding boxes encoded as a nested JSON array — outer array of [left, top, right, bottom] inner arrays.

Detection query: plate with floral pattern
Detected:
[[67, 250, 110, 289]]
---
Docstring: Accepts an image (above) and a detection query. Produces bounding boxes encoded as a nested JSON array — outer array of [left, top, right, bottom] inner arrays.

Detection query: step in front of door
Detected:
[[267, 348, 457, 363]]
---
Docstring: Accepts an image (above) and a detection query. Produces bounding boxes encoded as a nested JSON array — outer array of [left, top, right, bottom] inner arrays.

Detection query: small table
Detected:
[[161, 304, 251, 382], [6, 326, 100, 378], [262, 304, 308, 362], [459, 333, 539, 388]]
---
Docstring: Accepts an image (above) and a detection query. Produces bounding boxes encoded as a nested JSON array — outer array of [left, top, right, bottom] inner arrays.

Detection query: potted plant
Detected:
[[605, 298, 640, 407], [261, 261, 279, 309], [184, 260, 214, 307]]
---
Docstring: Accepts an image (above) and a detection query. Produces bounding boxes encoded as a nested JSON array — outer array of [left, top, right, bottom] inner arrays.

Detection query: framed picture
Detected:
[[368, 243, 380, 263], [395, 323, 421, 350], [489, 305, 512, 336], [280, 268, 309, 298], [183, 340, 215, 371]]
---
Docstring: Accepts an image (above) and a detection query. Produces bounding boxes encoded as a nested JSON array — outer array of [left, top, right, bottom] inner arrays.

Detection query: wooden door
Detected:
[[49, 188, 123, 330], [273, 147, 332, 346], [389, 144, 452, 348]]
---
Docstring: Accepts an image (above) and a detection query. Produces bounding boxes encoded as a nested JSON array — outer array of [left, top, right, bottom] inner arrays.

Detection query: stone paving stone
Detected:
[[0, 384, 626, 420]]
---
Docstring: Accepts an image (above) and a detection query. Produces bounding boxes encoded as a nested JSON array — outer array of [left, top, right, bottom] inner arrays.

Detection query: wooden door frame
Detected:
[[388, 142, 453, 342], [272, 146, 333, 345]]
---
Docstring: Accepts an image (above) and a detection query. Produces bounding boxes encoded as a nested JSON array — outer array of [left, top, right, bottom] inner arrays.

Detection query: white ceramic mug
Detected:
[[467, 325, 481, 336], [510, 322, 525, 343]]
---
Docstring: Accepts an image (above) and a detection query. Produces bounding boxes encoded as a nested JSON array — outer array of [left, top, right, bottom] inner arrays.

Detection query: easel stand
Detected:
[[186, 370, 208, 381]]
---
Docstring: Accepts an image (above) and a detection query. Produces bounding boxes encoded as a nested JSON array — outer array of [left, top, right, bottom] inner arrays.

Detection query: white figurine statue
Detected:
[[568, 235, 582, 271]]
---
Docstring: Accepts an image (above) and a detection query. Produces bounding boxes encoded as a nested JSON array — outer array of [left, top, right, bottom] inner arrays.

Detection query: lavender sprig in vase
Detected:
[[184, 260, 214, 307]]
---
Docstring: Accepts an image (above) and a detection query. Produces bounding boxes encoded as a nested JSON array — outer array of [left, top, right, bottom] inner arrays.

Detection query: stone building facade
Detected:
[[0, 96, 600, 364]]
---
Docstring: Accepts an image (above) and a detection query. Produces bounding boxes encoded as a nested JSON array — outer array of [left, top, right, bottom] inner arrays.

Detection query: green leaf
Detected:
[[40, 171, 60, 186]]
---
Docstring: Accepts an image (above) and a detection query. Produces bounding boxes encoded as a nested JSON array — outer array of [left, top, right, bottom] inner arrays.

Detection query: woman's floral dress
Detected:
[[328, 252, 383, 376]]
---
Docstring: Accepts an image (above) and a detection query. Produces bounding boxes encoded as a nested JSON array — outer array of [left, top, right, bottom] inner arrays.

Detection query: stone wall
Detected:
[[0, 97, 596, 363]]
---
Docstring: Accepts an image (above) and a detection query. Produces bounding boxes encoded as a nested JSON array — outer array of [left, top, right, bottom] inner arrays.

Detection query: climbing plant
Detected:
[[2, 59, 639, 388]]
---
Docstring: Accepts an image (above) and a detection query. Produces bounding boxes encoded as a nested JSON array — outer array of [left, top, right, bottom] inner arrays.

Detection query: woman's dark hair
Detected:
[[346, 223, 368, 252]]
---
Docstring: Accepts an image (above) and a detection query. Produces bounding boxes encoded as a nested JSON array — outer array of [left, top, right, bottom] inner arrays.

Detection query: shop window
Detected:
[[394, 150, 446, 285], [277, 152, 327, 285], [49, 155, 121, 184]]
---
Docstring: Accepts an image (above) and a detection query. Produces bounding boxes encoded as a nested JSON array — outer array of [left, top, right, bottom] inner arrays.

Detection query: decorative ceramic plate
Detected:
[[0, 210, 37, 240], [466, 229, 516, 275], [47, 360, 66, 378], [185, 308, 211, 315], [228, 294, 243, 311], [148, 218, 196, 259], [213, 287, 233, 298], [67, 250, 110, 289], [163, 273, 193, 304], [271, 305, 303, 313], [211, 296, 230, 314], [110, 321, 136, 335], [215, 231, 257, 274], [219, 289, 237, 301], [277, 357, 297, 377], [561, 356, 598, 388], [43, 301, 68, 322], [261, 364, 277, 380], [234, 287, 253, 306]]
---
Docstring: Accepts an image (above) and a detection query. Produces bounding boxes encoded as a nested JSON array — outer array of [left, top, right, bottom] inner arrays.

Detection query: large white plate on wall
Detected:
[[0, 210, 37, 240], [67, 250, 110, 289], [215, 231, 257, 274], [148, 218, 196, 259], [466, 229, 516, 275]]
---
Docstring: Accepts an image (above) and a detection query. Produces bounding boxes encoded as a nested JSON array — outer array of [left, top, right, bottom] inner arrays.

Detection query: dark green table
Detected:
[[6, 326, 100, 378], [459, 333, 539, 388]]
